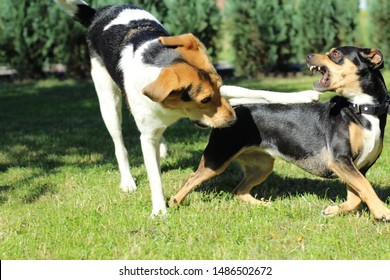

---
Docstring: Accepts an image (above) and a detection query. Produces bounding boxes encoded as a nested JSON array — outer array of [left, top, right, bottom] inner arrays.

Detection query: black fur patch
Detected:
[[122, 20, 168, 52], [179, 86, 193, 102], [75, 4, 96, 27], [86, 5, 169, 89], [142, 42, 179, 67]]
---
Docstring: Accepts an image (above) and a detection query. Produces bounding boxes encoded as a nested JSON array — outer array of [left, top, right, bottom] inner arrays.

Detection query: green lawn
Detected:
[[1, 75, 390, 260]]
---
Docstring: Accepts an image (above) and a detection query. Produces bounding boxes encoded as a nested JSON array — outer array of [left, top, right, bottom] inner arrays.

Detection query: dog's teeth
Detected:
[[309, 65, 318, 74]]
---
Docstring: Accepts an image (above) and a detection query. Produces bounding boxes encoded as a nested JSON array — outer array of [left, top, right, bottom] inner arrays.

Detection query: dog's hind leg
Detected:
[[91, 58, 136, 192], [327, 157, 390, 221], [322, 186, 362, 217], [170, 155, 230, 206], [234, 150, 274, 206]]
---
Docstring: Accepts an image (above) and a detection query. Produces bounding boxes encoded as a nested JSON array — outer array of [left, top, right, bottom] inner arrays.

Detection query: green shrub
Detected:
[[292, 0, 359, 60], [369, 0, 390, 68], [162, 0, 222, 58], [0, 1, 62, 79], [226, 0, 295, 77], [226, 0, 359, 77], [0, 0, 221, 79]]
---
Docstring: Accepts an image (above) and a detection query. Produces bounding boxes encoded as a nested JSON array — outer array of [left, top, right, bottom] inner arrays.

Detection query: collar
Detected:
[[348, 96, 390, 116]]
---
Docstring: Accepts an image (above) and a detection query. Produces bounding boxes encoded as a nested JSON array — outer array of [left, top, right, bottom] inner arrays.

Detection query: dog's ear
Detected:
[[159, 33, 199, 50], [160, 33, 216, 73], [359, 48, 384, 70], [142, 68, 179, 103]]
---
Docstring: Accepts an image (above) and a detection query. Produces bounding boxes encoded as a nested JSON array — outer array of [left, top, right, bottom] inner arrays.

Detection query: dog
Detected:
[[56, 0, 320, 216], [172, 46, 390, 221]]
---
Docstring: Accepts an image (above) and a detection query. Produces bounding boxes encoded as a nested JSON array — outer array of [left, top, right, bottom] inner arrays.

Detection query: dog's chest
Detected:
[[354, 115, 383, 169]]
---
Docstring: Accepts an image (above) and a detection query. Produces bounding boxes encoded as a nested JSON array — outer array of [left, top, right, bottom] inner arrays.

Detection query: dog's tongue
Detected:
[[320, 69, 329, 84]]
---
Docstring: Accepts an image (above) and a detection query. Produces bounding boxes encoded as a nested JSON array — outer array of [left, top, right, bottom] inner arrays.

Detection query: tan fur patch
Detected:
[[143, 33, 235, 128], [349, 122, 363, 157], [328, 157, 390, 220], [233, 148, 275, 205], [160, 33, 216, 74], [360, 48, 383, 68], [143, 62, 235, 128], [171, 154, 232, 205], [309, 54, 362, 95]]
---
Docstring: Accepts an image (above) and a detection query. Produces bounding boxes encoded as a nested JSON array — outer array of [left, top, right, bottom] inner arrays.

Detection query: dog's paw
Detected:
[[321, 204, 340, 217], [159, 142, 168, 159], [300, 90, 321, 103], [120, 178, 137, 193], [373, 209, 390, 222], [168, 196, 180, 207], [235, 193, 271, 206], [150, 208, 168, 218]]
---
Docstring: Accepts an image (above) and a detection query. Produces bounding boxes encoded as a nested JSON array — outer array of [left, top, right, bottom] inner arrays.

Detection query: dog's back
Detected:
[[58, 1, 171, 89], [205, 101, 341, 178]]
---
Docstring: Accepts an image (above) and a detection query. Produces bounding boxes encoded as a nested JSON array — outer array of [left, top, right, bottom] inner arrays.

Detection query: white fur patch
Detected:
[[103, 8, 163, 31], [354, 115, 382, 169], [119, 42, 161, 92], [349, 94, 382, 169]]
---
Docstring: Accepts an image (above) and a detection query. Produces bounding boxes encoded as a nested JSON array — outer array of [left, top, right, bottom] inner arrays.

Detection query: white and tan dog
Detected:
[[56, 0, 319, 216]]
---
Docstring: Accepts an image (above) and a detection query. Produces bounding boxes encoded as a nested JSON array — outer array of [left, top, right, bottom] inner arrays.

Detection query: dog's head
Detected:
[[142, 33, 236, 128], [306, 46, 384, 97]]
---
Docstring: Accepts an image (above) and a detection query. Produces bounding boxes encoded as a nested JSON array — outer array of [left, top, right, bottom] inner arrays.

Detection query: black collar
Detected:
[[348, 97, 390, 116]]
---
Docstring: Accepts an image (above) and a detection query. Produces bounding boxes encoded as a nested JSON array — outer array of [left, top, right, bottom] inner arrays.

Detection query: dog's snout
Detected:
[[306, 54, 314, 61]]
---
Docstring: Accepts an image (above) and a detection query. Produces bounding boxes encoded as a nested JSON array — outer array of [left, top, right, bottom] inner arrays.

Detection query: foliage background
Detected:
[[1, 0, 387, 79], [0, 0, 222, 79], [369, 0, 390, 69]]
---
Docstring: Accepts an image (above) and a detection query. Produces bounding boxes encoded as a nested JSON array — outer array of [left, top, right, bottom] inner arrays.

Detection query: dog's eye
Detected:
[[332, 50, 341, 58], [201, 97, 212, 104]]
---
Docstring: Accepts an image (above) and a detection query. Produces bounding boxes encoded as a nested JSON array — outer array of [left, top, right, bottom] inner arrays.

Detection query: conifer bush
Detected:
[[369, 0, 390, 69]]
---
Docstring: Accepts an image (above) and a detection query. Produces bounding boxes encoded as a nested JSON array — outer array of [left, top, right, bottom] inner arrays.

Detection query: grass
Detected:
[[1, 75, 390, 260]]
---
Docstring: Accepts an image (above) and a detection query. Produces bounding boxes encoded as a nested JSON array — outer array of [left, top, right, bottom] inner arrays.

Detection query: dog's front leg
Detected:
[[220, 85, 320, 105], [140, 132, 167, 217], [327, 157, 390, 221]]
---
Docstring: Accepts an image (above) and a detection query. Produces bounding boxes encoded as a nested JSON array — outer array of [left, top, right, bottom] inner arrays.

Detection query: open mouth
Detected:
[[308, 65, 330, 92], [192, 120, 209, 129]]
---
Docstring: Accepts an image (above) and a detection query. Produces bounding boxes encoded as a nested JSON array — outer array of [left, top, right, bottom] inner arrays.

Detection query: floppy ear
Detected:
[[160, 33, 216, 73], [159, 33, 199, 50], [142, 68, 179, 103], [359, 48, 384, 69]]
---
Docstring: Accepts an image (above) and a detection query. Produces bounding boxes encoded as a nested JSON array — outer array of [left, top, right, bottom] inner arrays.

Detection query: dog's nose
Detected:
[[306, 54, 314, 61]]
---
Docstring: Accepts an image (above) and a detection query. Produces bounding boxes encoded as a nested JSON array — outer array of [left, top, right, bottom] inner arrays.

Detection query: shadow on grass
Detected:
[[0, 80, 142, 203], [165, 132, 390, 206], [173, 161, 390, 207], [2, 80, 390, 207], [0, 80, 212, 204]]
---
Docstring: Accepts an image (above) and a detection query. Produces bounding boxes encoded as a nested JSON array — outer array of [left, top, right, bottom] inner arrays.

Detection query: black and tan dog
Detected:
[[172, 46, 390, 221]]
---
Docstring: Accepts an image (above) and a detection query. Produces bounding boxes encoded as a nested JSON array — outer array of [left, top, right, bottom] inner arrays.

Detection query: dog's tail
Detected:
[[55, 0, 96, 27]]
